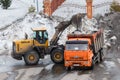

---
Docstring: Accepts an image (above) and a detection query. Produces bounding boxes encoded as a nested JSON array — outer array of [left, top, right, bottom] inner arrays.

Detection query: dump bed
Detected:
[[67, 29, 104, 54]]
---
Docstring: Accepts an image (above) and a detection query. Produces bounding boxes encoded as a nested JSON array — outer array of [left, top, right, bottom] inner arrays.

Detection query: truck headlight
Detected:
[[84, 61, 89, 64]]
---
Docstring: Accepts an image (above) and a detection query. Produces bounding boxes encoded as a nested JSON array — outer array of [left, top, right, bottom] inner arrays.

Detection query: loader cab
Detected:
[[32, 27, 48, 44]]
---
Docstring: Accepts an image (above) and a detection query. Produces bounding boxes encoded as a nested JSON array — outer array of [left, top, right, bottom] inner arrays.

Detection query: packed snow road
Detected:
[[0, 49, 120, 80]]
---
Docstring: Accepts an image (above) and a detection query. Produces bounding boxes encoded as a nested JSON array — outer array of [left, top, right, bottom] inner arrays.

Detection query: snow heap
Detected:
[[0, 13, 58, 51], [81, 16, 98, 34]]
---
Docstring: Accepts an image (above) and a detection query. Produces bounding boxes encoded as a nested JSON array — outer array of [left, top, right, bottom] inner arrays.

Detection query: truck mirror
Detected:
[[90, 45, 93, 50]]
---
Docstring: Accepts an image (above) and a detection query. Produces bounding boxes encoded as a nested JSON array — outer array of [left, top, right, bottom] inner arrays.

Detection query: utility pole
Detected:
[[86, 0, 93, 19], [36, 0, 39, 13]]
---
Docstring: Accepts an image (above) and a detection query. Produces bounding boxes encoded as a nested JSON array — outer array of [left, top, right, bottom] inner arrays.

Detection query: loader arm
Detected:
[[50, 21, 71, 45], [50, 13, 85, 45]]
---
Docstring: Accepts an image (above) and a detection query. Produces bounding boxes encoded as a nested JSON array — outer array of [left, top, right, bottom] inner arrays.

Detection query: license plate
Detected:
[[73, 64, 79, 66]]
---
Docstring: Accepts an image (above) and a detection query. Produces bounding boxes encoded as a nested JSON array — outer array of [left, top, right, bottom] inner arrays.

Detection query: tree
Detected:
[[111, 1, 120, 12], [0, 0, 12, 9]]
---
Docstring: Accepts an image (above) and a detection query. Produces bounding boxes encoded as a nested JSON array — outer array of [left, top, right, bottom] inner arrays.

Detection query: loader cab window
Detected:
[[34, 30, 48, 44]]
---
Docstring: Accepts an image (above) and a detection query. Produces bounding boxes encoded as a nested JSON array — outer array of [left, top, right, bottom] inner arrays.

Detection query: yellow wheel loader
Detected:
[[11, 14, 84, 65]]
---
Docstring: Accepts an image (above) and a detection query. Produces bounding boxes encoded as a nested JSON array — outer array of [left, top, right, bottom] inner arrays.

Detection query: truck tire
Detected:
[[100, 49, 104, 61], [51, 49, 64, 64], [66, 67, 71, 71], [24, 51, 39, 65], [97, 52, 101, 63], [89, 59, 94, 70]]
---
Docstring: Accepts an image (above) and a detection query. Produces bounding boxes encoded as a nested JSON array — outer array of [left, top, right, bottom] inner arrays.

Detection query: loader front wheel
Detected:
[[51, 49, 64, 64], [24, 51, 39, 65]]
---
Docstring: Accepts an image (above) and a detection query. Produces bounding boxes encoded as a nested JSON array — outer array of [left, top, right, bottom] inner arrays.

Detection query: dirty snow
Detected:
[[104, 61, 116, 70], [61, 72, 93, 80], [117, 58, 120, 64]]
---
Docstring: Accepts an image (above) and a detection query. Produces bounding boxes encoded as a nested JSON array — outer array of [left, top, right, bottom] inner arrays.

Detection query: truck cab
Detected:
[[64, 30, 104, 70], [64, 38, 94, 69]]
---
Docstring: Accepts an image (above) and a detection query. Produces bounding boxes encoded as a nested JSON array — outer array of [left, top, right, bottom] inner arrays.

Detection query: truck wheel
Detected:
[[89, 59, 94, 70], [24, 51, 39, 65], [100, 49, 104, 61], [51, 49, 64, 64], [97, 52, 101, 63], [66, 67, 71, 71]]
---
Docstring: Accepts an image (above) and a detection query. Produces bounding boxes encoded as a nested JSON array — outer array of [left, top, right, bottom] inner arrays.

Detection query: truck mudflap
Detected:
[[11, 52, 22, 60]]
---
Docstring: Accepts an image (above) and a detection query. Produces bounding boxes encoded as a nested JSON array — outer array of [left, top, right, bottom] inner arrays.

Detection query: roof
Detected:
[[32, 27, 47, 31]]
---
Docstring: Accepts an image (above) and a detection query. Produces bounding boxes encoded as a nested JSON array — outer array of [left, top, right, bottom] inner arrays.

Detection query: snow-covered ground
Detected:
[[0, 0, 43, 29]]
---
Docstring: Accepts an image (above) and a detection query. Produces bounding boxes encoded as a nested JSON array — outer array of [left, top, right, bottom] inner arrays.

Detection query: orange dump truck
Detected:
[[64, 29, 104, 70]]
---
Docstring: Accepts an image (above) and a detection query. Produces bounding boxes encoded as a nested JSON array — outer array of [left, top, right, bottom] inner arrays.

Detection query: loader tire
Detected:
[[51, 49, 64, 64], [24, 51, 39, 65]]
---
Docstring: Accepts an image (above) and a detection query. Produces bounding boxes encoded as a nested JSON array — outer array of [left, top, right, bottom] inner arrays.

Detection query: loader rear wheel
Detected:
[[24, 51, 39, 65], [51, 49, 64, 64]]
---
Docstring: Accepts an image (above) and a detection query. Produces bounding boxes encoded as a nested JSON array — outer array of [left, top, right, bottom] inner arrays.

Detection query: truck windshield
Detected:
[[66, 44, 88, 50]]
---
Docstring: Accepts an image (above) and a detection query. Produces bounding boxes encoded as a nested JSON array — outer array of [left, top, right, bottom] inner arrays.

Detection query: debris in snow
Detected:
[[102, 77, 108, 80], [117, 58, 120, 64], [81, 16, 98, 34], [61, 72, 93, 80], [110, 36, 117, 41], [99, 64, 105, 68], [104, 42, 111, 49], [45, 64, 54, 70], [104, 61, 116, 70]]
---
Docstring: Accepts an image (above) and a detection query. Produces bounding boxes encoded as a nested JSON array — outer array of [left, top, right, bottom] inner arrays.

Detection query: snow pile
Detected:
[[0, 13, 58, 51], [104, 61, 116, 70], [81, 16, 98, 34], [58, 25, 76, 45], [101, 12, 120, 49]]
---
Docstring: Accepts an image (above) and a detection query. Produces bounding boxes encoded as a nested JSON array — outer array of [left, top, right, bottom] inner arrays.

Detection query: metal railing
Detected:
[[58, 2, 113, 9]]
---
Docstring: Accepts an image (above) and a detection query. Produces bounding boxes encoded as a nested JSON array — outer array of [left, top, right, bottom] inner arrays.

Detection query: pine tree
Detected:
[[0, 0, 12, 9]]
